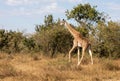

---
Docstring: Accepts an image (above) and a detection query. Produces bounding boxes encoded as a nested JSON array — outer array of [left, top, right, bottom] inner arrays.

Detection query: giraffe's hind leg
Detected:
[[88, 45, 93, 64], [77, 47, 85, 66], [69, 45, 77, 62]]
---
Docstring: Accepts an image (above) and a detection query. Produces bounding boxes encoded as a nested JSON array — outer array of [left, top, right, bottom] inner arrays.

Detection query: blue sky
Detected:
[[0, 0, 120, 33]]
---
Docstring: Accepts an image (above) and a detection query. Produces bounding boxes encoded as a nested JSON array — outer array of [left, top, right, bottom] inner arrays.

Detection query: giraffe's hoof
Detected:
[[69, 61, 72, 64], [77, 62, 80, 66], [69, 60, 72, 63], [76, 64, 82, 70]]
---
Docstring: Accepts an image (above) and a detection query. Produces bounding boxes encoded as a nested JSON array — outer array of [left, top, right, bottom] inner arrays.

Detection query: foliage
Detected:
[[93, 21, 120, 58], [44, 14, 54, 26], [66, 3, 105, 25], [0, 30, 24, 53], [23, 37, 36, 52], [0, 29, 7, 49]]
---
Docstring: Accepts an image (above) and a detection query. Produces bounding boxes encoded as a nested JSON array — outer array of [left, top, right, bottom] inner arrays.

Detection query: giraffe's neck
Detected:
[[65, 22, 82, 38]]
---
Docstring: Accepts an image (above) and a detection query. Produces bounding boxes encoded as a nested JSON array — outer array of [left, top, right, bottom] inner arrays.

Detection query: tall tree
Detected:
[[66, 3, 105, 27], [35, 14, 54, 32]]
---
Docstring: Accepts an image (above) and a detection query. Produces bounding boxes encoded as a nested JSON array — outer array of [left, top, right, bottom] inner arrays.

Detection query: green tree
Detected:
[[35, 14, 55, 33], [0, 30, 25, 53], [6, 31, 24, 53], [66, 3, 105, 26], [94, 21, 120, 59]]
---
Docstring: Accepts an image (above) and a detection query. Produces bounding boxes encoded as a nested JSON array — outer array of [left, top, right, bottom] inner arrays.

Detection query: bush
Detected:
[[34, 25, 73, 57], [92, 21, 120, 59], [0, 30, 25, 53]]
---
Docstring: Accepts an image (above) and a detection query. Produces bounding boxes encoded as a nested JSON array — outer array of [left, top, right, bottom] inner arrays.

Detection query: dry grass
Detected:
[[0, 53, 120, 81]]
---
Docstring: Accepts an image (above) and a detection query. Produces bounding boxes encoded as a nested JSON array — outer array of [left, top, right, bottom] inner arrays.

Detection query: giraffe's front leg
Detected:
[[69, 45, 76, 62]]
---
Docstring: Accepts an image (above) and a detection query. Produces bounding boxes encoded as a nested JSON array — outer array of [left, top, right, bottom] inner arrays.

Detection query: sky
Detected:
[[0, 0, 120, 33]]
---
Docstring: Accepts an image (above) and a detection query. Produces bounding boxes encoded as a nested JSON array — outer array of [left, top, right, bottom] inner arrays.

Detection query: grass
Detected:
[[0, 53, 120, 81]]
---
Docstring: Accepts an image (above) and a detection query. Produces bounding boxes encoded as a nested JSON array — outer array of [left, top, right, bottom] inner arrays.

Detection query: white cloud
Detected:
[[6, 0, 24, 6], [5, 0, 56, 6], [43, 2, 64, 14], [6, 0, 33, 6], [7, 2, 64, 16], [5, 0, 83, 6], [4, 0, 65, 16]]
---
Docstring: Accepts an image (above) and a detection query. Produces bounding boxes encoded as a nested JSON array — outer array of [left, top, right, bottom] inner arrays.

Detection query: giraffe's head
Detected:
[[60, 19, 66, 26]]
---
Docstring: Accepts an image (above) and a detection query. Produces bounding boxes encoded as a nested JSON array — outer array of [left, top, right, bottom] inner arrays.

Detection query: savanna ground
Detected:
[[0, 53, 120, 81]]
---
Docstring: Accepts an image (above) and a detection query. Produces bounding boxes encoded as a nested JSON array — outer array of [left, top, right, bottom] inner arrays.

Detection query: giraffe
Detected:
[[60, 19, 93, 66]]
